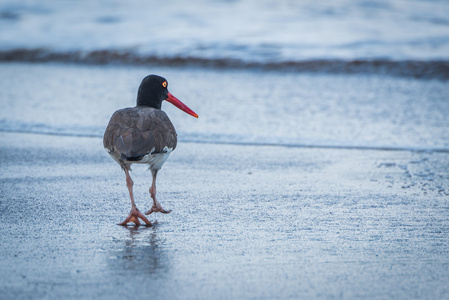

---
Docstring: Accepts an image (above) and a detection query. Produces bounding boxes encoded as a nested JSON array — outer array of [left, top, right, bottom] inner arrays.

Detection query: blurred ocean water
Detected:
[[0, 0, 449, 72], [0, 0, 448, 151]]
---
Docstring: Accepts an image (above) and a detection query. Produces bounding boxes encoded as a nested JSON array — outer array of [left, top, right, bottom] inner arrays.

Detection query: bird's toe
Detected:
[[119, 208, 152, 226], [145, 203, 172, 215]]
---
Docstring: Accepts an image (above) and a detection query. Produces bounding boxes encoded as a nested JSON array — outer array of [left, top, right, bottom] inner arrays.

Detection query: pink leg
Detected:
[[119, 168, 152, 226], [145, 169, 171, 215]]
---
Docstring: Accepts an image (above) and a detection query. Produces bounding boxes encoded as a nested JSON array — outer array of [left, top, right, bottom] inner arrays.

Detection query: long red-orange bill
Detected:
[[166, 92, 198, 118]]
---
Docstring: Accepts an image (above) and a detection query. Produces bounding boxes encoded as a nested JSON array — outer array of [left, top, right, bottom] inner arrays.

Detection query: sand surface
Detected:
[[1, 132, 449, 299]]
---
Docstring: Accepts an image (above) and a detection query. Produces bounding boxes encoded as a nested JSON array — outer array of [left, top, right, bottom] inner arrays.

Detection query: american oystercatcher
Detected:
[[103, 75, 198, 226]]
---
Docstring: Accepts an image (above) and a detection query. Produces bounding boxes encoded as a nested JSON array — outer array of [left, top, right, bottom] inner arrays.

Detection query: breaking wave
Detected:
[[1, 48, 449, 80]]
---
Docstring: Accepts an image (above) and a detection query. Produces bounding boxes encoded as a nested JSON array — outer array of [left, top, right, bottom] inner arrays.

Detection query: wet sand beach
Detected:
[[1, 62, 449, 299], [2, 0, 449, 298]]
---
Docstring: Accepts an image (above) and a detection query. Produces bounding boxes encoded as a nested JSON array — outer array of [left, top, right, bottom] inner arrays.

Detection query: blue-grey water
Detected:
[[1, 0, 449, 62], [1, 0, 449, 80]]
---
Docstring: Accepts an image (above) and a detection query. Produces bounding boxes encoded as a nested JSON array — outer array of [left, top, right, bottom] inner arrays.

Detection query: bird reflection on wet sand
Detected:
[[108, 223, 169, 276]]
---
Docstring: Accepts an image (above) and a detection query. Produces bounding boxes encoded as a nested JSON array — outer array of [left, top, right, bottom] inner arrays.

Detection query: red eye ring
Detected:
[[162, 81, 167, 88]]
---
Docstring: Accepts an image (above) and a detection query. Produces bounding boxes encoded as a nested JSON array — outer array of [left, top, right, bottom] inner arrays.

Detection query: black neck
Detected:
[[136, 88, 162, 109]]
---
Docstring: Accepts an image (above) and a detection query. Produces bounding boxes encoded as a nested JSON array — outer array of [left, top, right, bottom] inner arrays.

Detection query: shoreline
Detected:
[[1, 127, 449, 154]]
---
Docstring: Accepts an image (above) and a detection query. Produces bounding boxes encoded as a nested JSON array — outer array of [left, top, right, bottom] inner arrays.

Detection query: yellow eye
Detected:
[[162, 81, 167, 88]]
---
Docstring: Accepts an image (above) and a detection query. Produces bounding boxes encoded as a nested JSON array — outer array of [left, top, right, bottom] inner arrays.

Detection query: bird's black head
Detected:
[[135, 74, 198, 118], [136, 75, 169, 109]]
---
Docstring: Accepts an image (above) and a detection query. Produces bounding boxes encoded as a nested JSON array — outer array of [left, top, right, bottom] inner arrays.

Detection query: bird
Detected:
[[103, 75, 198, 226]]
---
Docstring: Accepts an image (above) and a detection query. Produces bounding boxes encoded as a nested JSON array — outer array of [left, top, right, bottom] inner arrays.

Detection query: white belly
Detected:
[[136, 147, 173, 171]]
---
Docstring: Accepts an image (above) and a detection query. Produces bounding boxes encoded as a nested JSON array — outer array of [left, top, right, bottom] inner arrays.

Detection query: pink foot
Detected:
[[119, 208, 152, 226], [145, 201, 172, 215]]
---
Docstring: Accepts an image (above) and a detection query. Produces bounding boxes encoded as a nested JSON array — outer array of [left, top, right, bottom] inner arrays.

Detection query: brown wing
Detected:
[[103, 107, 177, 161]]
